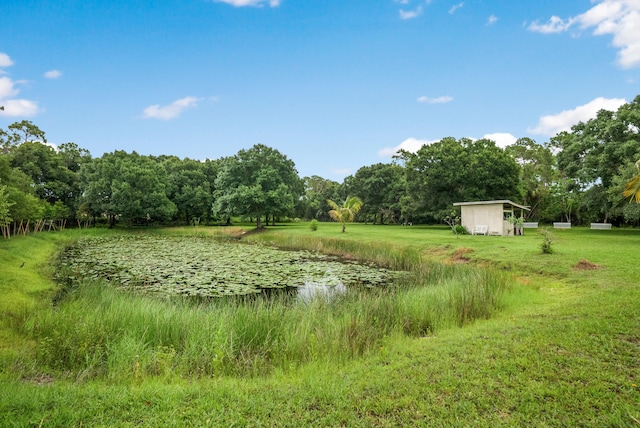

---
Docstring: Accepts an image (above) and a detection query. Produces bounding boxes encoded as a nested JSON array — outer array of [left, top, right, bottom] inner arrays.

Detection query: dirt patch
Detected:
[[423, 246, 452, 259], [22, 373, 54, 386], [573, 259, 601, 271], [450, 247, 474, 263]]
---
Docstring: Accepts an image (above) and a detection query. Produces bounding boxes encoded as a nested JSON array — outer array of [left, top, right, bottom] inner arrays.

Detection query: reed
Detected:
[[19, 251, 509, 380]]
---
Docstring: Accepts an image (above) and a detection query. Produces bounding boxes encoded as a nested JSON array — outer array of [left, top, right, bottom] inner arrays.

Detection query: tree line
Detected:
[[1, 95, 640, 235]]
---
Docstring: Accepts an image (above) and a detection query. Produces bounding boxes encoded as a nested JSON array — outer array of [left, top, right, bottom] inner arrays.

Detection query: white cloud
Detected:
[[528, 97, 627, 136], [212, 0, 280, 7], [400, 6, 423, 20], [378, 137, 436, 157], [0, 59, 41, 117], [0, 99, 40, 117], [487, 15, 498, 25], [417, 95, 453, 104], [449, 2, 463, 14], [142, 96, 202, 120], [393, 0, 410, 4], [528, 16, 574, 34], [0, 53, 14, 68], [0, 76, 19, 99], [44, 70, 62, 79], [482, 132, 517, 148], [528, 0, 640, 68]]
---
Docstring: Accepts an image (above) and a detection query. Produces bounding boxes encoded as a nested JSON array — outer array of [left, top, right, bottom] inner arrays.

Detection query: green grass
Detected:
[[1, 223, 639, 426]]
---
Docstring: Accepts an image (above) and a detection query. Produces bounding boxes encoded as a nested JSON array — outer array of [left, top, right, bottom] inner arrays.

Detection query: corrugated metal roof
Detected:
[[453, 200, 530, 211]]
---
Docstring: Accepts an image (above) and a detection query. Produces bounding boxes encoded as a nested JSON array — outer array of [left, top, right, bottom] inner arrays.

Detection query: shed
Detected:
[[452, 200, 530, 236]]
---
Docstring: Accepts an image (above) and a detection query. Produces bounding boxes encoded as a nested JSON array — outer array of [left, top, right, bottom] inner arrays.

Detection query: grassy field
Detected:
[[0, 223, 639, 426]]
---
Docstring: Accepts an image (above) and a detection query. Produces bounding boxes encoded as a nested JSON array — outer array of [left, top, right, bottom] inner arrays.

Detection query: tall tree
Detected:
[[506, 138, 558, 222], [347, 163, 406, 224], [551, 96, 640, 223], [399, 137, 520, 221], [213, 144, 302, 228], [327, 196, 363, 233], [162, 156, 213, 225], [299, 175, 341, 221], [79, 151, 176, 226]]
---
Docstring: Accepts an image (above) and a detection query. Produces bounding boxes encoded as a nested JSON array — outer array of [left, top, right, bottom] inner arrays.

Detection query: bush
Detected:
[[453, 225, 468, 235], [309, 219, 319, 231], [541, 229, 553, 254]]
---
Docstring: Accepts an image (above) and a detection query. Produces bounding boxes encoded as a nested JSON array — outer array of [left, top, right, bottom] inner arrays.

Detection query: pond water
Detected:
[[56, 235, 400, 298]]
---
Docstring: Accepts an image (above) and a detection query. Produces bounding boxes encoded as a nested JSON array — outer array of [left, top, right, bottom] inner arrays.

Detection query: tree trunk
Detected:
[[257, 216, 263, 229], [342, 223, 346, 233]]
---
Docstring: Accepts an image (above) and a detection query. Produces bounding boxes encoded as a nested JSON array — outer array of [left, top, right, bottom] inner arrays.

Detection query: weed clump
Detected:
[[541, 229, 553, 254]]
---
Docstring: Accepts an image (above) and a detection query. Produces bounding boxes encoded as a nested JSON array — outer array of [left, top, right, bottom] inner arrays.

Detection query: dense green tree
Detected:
[[299, 175, 341, 221], [346, 163, 406, 224], [162, 156, 213, 225], [399, 137, 520, 221], [79, 151, 176, 226], [506, 138, 558, 222], [551, 96, 640, 224], [0, 185, 13, 238], [10, 141, 77, 206], [0, 147, 48, 232], [213, 144, 302, 228], [327, 196, 363, 233]]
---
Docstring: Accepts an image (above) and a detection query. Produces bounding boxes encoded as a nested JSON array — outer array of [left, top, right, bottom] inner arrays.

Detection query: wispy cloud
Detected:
[[212, 0, 281, 7], [528, 97, 627, 136], [487, 15, 498, 25], [0, 53, 41, 117], [142, 96, 203, 120], [44, 70, 62, 79], [331, 167, 353, 177], [417, 95, 453, 104], [449, 2, 463, 14], [528, 16, 574, 34], [528, 0, 640, 68], [400, 6, 423, 20], [378, 137, 436, 157]]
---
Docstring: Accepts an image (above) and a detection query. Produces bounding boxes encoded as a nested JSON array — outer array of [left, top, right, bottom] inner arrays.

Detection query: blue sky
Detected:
[[1, 0, 638, 180]]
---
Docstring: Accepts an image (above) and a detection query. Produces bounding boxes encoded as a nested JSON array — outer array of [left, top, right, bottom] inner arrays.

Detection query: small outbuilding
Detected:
[[453, 200, 530, 236]]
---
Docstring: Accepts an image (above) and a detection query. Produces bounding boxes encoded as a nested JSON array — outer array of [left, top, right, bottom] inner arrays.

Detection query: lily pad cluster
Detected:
[[55, 235, 399, 297]]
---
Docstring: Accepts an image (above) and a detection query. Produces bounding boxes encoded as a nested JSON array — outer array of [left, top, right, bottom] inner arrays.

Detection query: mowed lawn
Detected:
[[0, 223, 639, 427]]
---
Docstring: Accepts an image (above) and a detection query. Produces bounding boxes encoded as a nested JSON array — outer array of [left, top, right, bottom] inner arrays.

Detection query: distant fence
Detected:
[[553, 222, 571, 229], [590, 223, 612, 230]]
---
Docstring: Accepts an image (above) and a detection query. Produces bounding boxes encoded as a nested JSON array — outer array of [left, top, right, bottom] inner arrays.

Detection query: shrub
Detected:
[[309, 219, 319, 231], [453, 225, 468, 235], [541, 229, 553, 254]]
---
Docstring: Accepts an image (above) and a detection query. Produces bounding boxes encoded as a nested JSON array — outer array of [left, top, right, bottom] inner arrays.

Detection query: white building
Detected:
[[453, 200, 530, 236]]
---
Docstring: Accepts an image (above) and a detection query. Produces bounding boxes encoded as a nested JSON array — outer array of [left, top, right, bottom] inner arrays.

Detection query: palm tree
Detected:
[[624, 160, 640, 203], [327, 196, 363, 233]]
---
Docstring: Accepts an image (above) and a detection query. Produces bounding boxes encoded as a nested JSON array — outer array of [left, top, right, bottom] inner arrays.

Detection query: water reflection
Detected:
[[296, 282, 347, 303]]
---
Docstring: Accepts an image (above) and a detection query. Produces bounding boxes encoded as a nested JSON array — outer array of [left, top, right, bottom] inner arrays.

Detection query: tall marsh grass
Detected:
[[18, 254, 510, 380]]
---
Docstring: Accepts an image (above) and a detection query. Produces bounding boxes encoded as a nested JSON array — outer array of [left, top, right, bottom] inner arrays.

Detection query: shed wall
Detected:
[[460, 204, 508, 236]]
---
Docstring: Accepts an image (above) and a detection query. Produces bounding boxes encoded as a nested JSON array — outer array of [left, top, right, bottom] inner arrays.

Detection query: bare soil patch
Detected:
[[450, 247, 474, 263], [573, 259, 601, 271]]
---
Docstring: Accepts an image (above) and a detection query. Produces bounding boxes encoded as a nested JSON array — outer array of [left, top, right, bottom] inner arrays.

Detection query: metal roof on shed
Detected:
[[452, 200, 530, 211]]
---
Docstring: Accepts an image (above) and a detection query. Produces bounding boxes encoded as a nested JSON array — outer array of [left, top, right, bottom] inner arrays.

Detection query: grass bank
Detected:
[[1, 223, 639, 426]]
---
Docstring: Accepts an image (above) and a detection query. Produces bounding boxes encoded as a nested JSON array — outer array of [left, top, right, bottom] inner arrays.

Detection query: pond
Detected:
[[56, 235, 401, 298]]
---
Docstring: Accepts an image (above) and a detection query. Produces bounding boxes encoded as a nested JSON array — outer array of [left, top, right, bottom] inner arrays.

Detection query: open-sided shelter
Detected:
[[453, 200, 530, 236]]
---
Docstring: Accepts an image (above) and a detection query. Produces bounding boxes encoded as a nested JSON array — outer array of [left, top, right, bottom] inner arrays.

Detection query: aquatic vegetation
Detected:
[[55, 235, 399, 297]]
